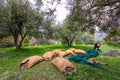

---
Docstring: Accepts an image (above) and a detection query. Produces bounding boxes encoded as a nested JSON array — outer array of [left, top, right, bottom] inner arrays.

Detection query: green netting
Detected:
[[68, 50, 106, 70]]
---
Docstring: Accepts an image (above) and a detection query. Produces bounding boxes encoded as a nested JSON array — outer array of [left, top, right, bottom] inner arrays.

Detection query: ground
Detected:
[[0, 44, 120, 80]]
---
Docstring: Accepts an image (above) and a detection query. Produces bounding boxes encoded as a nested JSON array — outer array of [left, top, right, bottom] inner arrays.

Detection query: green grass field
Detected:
[[0, 44, 120, 80]]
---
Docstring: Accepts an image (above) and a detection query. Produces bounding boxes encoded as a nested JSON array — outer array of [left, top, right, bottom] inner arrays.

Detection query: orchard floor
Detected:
[[0, 44, 120, 80]]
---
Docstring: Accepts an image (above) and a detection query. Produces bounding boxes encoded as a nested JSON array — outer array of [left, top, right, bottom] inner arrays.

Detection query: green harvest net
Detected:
[[68, 50, 107, 70]]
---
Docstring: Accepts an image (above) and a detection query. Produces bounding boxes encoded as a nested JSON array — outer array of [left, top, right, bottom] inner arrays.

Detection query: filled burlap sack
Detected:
[[42, 51, 55, 60], [68, 48, 76, 52], [66, 49, 74, 55], [52, 49, 64, 54], [51, 57, 76, 74], [74, 49, 87, 54], [66, 48, 76, 55], [55, 51, 68, 57], [19, 56, 44, 69]]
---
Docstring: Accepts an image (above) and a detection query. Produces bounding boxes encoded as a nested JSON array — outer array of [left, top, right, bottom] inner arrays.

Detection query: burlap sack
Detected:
[[66, 49, 74, 55], [52, 49, 64, 54], [54, 48, 75, 57], [74, 49, 87, 54], [55, 51, 68, 57], [19, 56, 44, 69], [51, 57, 76, 74], [87, 59, 108, 66], [42, 51, 55, 60], [68, 48, 76, 52]]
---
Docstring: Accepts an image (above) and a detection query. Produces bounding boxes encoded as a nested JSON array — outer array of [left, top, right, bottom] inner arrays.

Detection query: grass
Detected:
[[0, 44, 120, 80]]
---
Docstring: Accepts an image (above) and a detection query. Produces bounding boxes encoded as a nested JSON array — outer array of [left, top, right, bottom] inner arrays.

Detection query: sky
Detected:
[[29, 0, 69, 23], [53, 0, 69, 22]]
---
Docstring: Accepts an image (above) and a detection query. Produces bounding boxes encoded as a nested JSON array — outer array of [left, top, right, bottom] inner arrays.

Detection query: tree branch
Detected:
[[19, 32, 27, 45]]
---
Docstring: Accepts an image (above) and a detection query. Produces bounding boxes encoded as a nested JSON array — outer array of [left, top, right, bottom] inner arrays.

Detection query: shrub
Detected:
[[74, 32, 95, 45], [0, 37, 14, 48], [28, 37, 58, 46]]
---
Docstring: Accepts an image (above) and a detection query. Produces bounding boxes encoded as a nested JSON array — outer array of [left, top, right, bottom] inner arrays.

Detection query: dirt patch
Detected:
[[103, 50, 120, 56]]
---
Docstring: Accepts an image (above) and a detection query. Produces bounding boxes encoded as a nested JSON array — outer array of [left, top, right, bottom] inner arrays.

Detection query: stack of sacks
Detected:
[[51, 57, 76, 75], [42, 51, 56, 60], [19, 56, 44, 69], [19, 48, 87, 70]]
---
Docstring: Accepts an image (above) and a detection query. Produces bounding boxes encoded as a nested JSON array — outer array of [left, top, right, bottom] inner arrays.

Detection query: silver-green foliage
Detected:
[[74, 32, 95, 44], [0, 0, 43, 49]]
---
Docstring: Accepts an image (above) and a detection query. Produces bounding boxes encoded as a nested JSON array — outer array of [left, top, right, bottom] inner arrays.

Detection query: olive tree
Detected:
[[0, 0, 43, 50]]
